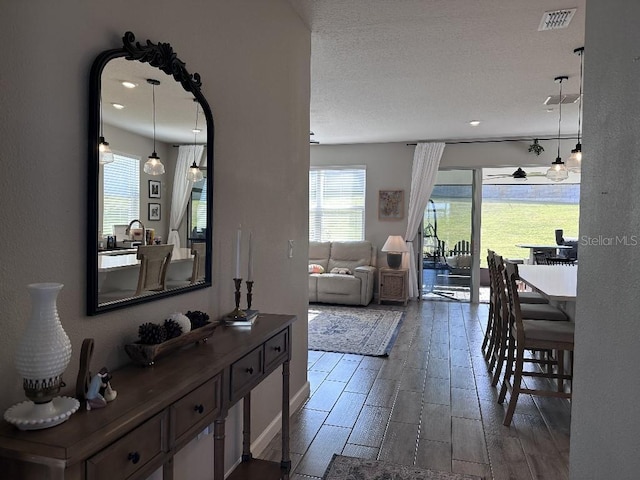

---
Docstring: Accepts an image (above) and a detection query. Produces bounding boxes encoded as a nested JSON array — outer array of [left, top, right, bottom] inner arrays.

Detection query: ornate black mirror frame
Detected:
[[87, 31, 214, 315]]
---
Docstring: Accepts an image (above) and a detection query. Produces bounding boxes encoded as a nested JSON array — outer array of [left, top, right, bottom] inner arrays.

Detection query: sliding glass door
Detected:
[[422, 170, 476, 302]]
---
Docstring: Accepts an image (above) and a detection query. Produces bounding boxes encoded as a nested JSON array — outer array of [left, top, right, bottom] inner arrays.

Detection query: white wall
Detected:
[[569, 1, 640, 478], [0, 1, 310, 478]]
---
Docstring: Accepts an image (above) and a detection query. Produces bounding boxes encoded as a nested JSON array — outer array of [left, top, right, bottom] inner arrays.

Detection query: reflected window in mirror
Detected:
[[101, 153, 140, 241], [189, 175, 207, 242]]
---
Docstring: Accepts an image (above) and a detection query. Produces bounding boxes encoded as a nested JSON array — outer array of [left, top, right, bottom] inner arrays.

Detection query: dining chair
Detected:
[[498, 261, 574, 426], [489, 256, 568, 388], [483, 251, 552, 372], [190, 243, 206, 284], [135, 244, 174, 295]]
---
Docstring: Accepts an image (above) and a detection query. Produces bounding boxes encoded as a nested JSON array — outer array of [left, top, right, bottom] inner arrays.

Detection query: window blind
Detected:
[[102, 153, 140, 236], [309, 166, 366, 241]]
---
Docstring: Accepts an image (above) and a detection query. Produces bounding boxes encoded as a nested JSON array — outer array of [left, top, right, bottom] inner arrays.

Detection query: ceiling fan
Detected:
[[484, 167, 547, 180]]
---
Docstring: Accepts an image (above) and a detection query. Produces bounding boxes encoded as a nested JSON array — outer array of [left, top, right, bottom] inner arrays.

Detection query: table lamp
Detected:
[[381, 235, 408, 269]]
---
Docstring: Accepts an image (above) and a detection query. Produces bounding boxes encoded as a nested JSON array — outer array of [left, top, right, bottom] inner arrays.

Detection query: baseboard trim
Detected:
[[225, 380, 310, 477]]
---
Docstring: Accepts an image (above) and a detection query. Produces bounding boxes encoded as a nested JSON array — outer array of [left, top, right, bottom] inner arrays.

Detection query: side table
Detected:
[[378, 267, 409, 305]]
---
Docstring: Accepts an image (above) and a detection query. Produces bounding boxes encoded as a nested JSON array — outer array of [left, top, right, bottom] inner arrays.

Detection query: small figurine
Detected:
[[86, 367, 117, 410]]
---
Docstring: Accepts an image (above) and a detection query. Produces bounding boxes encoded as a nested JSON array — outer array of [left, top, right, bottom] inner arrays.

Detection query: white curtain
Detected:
[[403, 142, 445, 299], [167, 145, 204, 249]]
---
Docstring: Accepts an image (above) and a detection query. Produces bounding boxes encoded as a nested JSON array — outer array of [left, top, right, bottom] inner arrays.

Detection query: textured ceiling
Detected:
[[287, 0, 586, 145]]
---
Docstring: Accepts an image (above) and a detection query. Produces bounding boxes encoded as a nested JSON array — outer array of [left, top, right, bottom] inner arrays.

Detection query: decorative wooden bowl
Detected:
[[125, 322, 219, 366]]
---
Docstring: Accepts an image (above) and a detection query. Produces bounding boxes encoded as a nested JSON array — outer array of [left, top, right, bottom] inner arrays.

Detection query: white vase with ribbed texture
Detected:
[[14, 283, 72, 402], [3, 283, 79, 430]]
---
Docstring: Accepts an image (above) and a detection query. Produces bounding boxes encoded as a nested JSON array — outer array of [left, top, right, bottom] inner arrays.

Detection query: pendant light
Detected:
[[566, 47, 584, 173], [143, 79, 165, 175], [186, 100, 204, 183], [546, 76, 569, 182], [98, 95, 114, 165]]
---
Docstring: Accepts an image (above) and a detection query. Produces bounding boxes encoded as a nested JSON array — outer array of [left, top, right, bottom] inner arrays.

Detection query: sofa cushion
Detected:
[[309, 241, 331, 271], [328, 241, 374, 272], [309, 263, 325, 274]]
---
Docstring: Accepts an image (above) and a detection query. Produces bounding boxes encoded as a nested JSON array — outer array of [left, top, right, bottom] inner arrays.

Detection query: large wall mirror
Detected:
[[87, 32, 214, 315]]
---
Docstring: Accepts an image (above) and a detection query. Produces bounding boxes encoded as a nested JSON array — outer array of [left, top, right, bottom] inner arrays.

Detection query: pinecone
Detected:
[[163, 318, 183, 339], [138, 322, 167, 345], [185, 310, 210, 330]]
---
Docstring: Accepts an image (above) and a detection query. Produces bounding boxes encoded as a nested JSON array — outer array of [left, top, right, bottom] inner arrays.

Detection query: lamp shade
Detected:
[[381, 235, 408, 253]]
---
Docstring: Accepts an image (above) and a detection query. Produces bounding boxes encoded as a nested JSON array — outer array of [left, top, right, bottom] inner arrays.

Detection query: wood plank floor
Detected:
[[259, 300, 571, 480]]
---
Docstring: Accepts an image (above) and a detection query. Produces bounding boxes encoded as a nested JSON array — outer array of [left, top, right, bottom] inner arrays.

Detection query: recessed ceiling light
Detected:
[[192, 128, 202, 134], [111, 103, 125, 110], [469, 120, 481, 126], [121, 81, 137, 89]]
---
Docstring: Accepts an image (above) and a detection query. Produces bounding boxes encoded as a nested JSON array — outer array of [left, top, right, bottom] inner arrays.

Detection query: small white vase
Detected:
[[14, 283, 72, 403]]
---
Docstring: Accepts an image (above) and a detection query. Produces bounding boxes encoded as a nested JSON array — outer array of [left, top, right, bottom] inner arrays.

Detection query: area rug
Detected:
[[322, 454, 483, 480], [308, 305, 404, 356]]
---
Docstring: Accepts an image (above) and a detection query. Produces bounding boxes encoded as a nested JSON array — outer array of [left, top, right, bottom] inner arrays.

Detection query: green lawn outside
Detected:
[[425, 199, 580, 267]]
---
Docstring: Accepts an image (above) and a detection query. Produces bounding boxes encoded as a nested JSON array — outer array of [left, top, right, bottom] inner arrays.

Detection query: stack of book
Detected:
[[224, 309, 259, 327]]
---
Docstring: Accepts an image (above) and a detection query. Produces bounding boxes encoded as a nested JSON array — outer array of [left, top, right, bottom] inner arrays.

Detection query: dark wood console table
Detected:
[[0, 313, 296, 480]]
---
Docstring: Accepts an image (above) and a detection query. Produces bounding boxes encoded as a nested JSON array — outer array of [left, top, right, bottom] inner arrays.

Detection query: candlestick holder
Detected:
[[229, 278, 247, 319], [246, 280, 254, 310]]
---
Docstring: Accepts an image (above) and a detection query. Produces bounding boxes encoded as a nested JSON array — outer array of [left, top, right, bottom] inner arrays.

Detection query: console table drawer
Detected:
[[86, 411, 167, 480], [264, 330, 288, 372], [230, 346, 263, 401], [172, 374, 221, 443]]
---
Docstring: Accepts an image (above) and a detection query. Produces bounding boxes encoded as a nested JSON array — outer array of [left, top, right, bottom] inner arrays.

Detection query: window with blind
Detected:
[[102, 153, 140, 236], [189, 177, 207, 240], [309, 166, 366, 241]]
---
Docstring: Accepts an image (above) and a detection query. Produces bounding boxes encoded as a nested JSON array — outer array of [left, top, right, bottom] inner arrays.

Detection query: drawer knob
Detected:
[[274, 346, 282, 352], [194, 404, 204, 414], [246, 367, 254, 374], [128, 452, 141, 464]]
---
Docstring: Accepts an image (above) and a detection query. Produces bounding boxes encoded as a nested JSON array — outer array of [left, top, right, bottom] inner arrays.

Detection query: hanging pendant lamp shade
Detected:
[[566, 47, 584, 173], [186, 100, 204, 182], [546, 76, 569, 182], [98, 95, 114, 165], [98, 136, 114, 165], [143, 79, 165, 175]]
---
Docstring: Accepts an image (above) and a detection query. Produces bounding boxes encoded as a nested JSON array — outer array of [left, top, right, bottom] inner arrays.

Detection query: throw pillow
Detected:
[[309, 263, 325, 274], [330, 267, 352, 275]]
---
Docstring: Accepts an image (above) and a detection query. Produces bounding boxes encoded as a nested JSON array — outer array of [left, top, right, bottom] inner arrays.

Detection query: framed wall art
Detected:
[[378, 189, 404, 220], [148, 203, 161, 221], [148, 180, 161, 199]]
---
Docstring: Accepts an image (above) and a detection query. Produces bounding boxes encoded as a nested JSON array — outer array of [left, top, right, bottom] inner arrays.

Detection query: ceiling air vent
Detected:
[[544, 93, 580, 105], [538, 9, 577, 31]]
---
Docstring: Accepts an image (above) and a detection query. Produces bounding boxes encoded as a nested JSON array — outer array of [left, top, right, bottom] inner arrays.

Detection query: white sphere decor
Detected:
[[168, 312, 191, 333], [4, 283, 79, 430]]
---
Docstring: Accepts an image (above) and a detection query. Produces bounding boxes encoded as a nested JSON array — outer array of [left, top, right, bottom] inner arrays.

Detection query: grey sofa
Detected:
[[309, 241, 377, 306]]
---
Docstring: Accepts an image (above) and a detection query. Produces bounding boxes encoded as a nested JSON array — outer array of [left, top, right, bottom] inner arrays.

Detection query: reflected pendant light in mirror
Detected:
[[566, 47, 584, 173], [546, 76, 569, 182], [143, 78, 165, 175], [98, 95, 114, 165], [187, 100, 204, 182]]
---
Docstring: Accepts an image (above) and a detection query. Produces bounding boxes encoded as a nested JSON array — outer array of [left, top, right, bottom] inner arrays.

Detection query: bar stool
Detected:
[[483, 251, 557, 375], [489, 256, 568, 387], [498, 261, 574, 426]]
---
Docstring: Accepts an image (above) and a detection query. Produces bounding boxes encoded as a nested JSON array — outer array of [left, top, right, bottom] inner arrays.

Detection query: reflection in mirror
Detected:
[[88, 32, 213, 315]]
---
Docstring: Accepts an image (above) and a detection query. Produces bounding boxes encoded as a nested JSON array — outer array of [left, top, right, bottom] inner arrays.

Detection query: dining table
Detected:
[[517, 264, 577, 302]]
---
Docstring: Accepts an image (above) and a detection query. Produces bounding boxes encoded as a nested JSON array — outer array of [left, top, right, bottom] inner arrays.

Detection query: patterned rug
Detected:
[[322, 455, 483, 480], [308, 305, 404, 356]]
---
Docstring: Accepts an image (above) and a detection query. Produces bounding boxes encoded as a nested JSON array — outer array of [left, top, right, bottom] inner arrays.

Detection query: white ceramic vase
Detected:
[[14, 283, 72, 403]]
